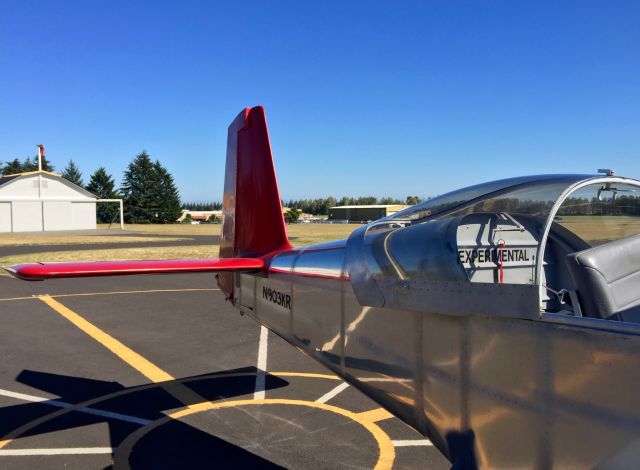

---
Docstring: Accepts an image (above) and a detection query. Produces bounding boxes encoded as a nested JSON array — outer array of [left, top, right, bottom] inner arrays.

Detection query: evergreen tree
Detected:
[[120, 151, 181, 223], [121, 151, 157, 223], [62, 160, 83, 186], [20, 157, 37, 172], [0, 159, 24, 175], [22, 155, 54, 172], [0, 155, 54, 175], [325, 197, 337, 213], [40, 155, 55, 172], [86, 167, 119, 223], [152, 160, 181, 224]]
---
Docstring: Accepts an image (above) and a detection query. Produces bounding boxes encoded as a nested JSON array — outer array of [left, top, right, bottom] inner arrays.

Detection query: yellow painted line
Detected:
[[37, 295, 205, 409], [116, 399, 396, 470], [1, 295, 209, 449], [0, 288, 218, 303], [39, 295, 174, 383], [0, 438, 13, 448], [357, 407, 394, 423]]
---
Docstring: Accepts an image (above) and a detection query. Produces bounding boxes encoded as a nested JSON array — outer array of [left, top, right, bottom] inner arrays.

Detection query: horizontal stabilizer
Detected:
[[3, 258, 264, 281]]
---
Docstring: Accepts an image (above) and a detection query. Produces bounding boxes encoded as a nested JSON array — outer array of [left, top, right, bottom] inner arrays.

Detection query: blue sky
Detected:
[[1, 1, 638, 202]]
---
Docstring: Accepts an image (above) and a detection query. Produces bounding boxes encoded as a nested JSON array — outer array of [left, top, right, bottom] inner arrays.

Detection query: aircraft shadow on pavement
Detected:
[[1, 367, 288, 469]]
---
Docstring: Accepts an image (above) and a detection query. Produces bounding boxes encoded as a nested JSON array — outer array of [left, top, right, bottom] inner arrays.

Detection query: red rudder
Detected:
[[218, 106, 291, 298]]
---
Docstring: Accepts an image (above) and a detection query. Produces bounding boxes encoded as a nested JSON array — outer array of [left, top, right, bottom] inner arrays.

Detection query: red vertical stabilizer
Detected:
[[218, 106, 291, 298]]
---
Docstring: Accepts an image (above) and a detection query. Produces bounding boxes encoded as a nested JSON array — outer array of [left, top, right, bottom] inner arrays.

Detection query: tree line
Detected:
[[181, 202, 223, 211], [0, 155, 56, 174], [0, 151, 181, 224], [558, 196, 640, 216], [285, 196, 422, 215], [180, 195, 425, 217]]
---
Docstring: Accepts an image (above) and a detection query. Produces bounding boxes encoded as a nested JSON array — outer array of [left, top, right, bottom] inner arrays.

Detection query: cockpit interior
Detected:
[[355, 175, 640, 324]]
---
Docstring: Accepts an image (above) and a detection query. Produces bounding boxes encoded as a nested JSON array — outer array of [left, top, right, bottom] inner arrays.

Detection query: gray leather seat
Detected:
[[566, 234, 640, 321]]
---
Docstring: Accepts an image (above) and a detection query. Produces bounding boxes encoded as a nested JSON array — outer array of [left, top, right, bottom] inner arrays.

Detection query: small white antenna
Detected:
[[36, 144, 45, 171]]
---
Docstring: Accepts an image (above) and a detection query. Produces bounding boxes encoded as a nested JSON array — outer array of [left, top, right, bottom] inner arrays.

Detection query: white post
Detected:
[[36, 145, 43, 200], [95, 199, 125, 230], [119, 199, 124, 230]]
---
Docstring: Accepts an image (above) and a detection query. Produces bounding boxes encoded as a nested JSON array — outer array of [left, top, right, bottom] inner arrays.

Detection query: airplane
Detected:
[[5, 106, 640, 469]]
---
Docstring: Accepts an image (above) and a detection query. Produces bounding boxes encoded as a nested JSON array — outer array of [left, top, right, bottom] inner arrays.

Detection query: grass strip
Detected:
[[0, 245, 220, 265]]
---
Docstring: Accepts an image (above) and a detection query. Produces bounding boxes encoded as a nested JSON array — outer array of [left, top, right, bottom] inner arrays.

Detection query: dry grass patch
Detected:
[[285, 224, 360, 245], [113, 224, 220, 236], [0, 245, 220, 266], [0, 235, 188, 247], [557, 216, 640, 243], [116, 223, 360, 245], [0, 223, 360, 267]]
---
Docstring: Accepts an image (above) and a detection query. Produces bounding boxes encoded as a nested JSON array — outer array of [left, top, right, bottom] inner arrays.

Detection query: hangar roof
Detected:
[[0, 170, 97, 199], [0, 175, 21, 187]]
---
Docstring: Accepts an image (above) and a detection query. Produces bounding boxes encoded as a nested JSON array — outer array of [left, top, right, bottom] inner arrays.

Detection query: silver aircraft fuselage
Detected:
[[232, 239, 640, 469]]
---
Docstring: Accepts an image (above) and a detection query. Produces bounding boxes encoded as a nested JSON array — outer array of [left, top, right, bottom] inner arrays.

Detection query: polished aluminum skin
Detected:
[[233, 174, 640, 469]]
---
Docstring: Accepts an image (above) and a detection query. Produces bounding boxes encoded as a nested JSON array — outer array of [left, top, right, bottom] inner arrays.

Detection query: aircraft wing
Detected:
[[3, 258, 264, 281]]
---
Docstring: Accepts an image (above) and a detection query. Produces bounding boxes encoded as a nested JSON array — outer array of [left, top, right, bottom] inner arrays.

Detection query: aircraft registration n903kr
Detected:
[[6, 106, 640, 469]]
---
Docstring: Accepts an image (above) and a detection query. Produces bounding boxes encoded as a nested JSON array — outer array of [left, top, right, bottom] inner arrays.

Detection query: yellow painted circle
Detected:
[[0, 371, 342, 450], [127, 398, 396, 470], [4, 371, 395, 470]]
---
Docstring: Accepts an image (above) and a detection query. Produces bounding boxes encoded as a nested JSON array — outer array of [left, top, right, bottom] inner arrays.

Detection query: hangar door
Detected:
[[43, 201, 72, 231], [0, 202, 11, 232], [71, 201, 96, 230], [43, 201, 96, 230], [12, 201, 43, 232]]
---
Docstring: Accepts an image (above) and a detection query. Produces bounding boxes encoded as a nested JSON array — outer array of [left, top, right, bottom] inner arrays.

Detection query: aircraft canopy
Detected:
[[347, 174, 640, 319]]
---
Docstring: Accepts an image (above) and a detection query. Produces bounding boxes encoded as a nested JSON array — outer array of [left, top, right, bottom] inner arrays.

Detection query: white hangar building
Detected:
[[0, 170, 97, 232]]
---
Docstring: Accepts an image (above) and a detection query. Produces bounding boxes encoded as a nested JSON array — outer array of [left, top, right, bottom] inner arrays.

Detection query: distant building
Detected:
[[282, 207, 316, 222], [328, 204, 410, 223], [177, 210, 222, 223], [178, 208, 317, 224], [0, 170, 98, 232]]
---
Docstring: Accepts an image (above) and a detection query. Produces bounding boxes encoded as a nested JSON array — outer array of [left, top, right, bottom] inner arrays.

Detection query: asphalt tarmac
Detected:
[[0, 270, 450, 469]]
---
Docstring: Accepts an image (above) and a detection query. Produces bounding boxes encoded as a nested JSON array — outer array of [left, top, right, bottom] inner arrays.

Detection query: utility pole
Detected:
[[36, 144, 44, 171], [35, 144, 45, 230], [36, 144, 45, 199]]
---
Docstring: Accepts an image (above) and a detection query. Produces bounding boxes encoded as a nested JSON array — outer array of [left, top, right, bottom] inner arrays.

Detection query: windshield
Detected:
[[385, 174, 590, 224], [554, 182, 640, 246]]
